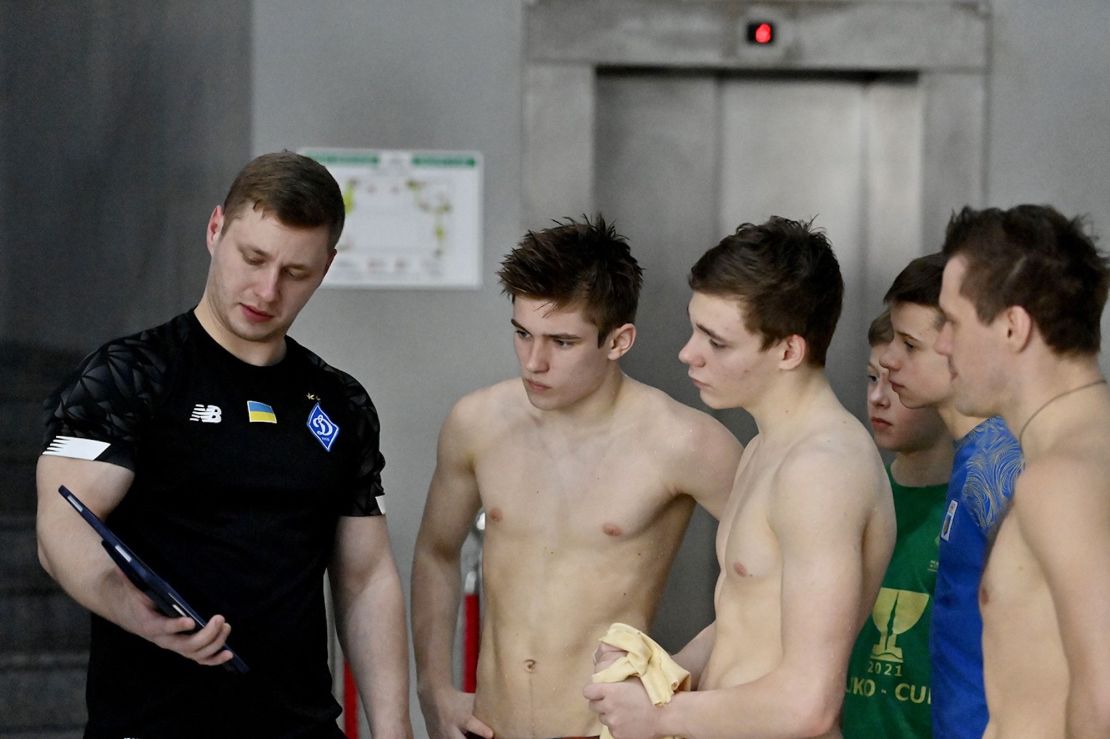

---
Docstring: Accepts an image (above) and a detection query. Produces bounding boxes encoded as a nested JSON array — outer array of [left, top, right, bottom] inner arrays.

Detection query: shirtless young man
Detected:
[[936, 205, 1110, 738], [584, 217, 895, 738], [878, 253, 1022, 739], [411, 217, 743, 739]]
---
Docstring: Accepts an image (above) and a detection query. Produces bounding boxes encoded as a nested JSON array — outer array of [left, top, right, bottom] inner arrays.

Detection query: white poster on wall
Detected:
[[301, 147, 483, 288]]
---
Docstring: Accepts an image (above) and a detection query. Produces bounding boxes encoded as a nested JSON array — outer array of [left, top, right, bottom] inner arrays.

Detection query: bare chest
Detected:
[[717, 453, 780, 582], [979, 512, 1069, 723], [473, 434, 679, 545], [980, 514, 1053, 630]]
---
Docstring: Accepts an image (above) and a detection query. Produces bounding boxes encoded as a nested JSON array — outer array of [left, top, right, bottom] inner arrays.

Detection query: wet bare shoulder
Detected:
[[619, 379, 743, 507], [794, 407, 881, 463], [772, 414, 888, 512], [443, 379, 535, 451], [1013, 445, 1110, 524], [1061, 421, 1110, 478], [620, 378, 739, 451]]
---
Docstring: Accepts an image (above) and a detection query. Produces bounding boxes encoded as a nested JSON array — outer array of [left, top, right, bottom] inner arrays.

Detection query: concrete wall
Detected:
[[0, 0, 251, 350]]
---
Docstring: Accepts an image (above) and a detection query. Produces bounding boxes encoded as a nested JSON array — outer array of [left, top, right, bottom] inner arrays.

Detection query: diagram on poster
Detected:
[[301, 148, 483, 288]]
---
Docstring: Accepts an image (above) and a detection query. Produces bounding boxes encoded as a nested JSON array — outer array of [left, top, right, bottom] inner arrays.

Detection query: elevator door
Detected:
[[595, 69, 923, 649]]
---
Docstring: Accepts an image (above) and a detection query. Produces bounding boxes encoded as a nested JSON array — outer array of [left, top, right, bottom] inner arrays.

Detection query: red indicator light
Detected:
[[747, 21, 775, 45]]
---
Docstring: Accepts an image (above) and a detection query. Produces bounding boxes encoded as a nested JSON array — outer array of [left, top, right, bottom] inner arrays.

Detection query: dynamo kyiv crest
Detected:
[[307, 403, 340, 451]]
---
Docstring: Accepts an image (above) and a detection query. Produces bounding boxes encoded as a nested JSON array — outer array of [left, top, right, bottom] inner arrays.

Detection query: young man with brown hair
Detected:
[[36, 152, 412, 738], [412, 217, 742, 739], [841, 310, 952, 737], [879, 252, 1022, 739], [937, 204, 1110, 738], [585, 217, 894, 738]]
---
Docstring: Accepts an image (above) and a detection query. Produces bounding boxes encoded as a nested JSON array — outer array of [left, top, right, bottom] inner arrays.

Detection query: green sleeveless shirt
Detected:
[[842, 466, 947, 738]]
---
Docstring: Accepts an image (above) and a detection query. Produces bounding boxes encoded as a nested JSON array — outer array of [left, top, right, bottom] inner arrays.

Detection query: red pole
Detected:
[[343, 660, 359, 738], [463, 590, 480, 692], [462, 513, 484, 694]]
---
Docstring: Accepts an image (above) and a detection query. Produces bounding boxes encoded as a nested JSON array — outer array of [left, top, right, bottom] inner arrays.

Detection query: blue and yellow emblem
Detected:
[[246, 400, 277, 424]]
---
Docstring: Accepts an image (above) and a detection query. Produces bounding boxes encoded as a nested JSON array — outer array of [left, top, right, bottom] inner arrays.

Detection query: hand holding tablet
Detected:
[[58, 484, 249, 673]]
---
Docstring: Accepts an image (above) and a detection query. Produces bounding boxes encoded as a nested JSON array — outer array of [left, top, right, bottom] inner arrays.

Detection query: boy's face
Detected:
[[879, 302, 954, 410], [511, 296, 616, 411], [867, 345, 948, 452], [679, 291, 781, 411]]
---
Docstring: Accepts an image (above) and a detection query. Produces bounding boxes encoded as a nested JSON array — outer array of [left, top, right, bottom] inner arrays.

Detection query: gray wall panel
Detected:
[[528, 0, 988, 70], [524, 63, 596, 225], [1, 1, 251, 351]]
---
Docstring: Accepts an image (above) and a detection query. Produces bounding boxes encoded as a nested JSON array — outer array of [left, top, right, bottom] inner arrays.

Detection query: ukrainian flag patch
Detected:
[[247, 400, 277, 423]]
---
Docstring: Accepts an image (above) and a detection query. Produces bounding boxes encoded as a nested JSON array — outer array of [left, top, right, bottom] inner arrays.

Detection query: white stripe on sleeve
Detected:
[[42, 436, 111, 461]]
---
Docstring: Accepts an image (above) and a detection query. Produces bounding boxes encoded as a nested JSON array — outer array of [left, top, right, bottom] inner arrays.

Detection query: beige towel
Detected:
[[591, 622, 690, 739]]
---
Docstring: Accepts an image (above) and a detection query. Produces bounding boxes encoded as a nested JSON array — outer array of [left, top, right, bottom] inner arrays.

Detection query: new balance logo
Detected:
[[43, 436, 110, 461], [189, 404, 223, 423]]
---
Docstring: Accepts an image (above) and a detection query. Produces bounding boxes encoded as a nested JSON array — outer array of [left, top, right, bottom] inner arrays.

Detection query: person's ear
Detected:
[[778, 334, 807, 370], [1003, 305, 1034, 352], [606, 323, 636, 360], [206, 206, 224, 255]]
